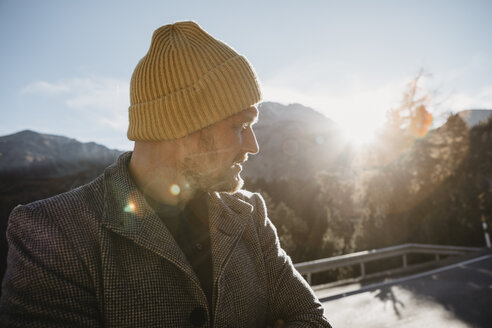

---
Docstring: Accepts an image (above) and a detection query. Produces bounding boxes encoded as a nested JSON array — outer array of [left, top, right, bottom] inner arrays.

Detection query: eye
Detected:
[[234, 123, 249, 133]]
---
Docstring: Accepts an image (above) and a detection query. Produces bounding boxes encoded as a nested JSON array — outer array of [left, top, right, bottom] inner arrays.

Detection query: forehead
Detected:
[[231, 106, 259, 124]]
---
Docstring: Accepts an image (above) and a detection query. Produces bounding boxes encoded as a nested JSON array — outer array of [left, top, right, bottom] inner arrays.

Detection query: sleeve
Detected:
[[0, 204, 101, 327], [252, 193, 332, 328]]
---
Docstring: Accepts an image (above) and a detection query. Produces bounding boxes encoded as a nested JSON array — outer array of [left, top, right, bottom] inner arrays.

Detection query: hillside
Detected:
[[243, 102, 345, 181], [0, 129, 122, 178]]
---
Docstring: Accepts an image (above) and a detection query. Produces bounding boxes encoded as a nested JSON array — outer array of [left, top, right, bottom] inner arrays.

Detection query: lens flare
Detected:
[[410, 105, 433, 138], [282, 139, 299, 156], [170, 184, 181, 196], [124, 202, 136, 213]]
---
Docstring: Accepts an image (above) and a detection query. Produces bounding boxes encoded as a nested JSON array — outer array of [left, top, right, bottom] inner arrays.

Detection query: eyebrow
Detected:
[[242, 107, 259, 125]]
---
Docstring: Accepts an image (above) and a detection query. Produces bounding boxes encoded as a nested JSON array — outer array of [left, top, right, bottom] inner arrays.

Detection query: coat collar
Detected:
[[101, 152, 254, 289]]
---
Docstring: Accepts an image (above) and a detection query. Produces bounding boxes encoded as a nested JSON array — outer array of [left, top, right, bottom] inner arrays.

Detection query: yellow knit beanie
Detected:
[[127, 21, 262, 141]]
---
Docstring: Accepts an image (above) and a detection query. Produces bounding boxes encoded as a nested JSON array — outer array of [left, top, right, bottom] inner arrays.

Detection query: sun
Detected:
[[337, 115, 383, 147]]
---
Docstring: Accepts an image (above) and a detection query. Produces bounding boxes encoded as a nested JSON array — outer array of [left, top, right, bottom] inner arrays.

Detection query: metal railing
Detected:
[[294, 243, 483, 285]]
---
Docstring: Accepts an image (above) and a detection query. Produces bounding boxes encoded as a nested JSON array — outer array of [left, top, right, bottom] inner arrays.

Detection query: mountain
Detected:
[[0, 129, 122, 179], [242, 102, 346, 181], [457, 109, 492, 127]]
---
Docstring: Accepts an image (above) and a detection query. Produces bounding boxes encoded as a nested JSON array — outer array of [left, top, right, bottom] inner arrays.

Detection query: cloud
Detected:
[[21, 77, 130, 132], [21, 81, 71, 95]]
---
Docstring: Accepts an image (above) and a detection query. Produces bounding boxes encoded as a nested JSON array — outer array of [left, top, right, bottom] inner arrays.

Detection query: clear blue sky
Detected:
[[1, 0, 491, 150]]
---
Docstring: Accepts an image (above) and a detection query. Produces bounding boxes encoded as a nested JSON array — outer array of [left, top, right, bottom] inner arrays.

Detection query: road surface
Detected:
[[318, 253, 492, 328]]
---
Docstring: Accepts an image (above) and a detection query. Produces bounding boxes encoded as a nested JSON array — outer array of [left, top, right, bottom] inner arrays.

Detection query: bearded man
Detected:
[[0, 21, 331, 327]]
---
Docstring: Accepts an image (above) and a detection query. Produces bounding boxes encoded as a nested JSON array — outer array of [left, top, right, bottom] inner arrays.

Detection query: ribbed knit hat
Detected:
[[127, 21, 262, 141]]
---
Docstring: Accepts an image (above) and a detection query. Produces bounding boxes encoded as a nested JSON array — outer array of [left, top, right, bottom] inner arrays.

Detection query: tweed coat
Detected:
[[0, 152, 331, 327]]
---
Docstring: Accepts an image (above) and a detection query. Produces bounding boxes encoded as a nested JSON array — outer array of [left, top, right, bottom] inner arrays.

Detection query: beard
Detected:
[[182, 159, 244, 193], [180, 132, 245, 193], [206, 164, 244, 193]]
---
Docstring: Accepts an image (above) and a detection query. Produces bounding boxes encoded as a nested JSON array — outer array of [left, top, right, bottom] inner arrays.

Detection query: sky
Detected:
[[1, 0, 491, 150]]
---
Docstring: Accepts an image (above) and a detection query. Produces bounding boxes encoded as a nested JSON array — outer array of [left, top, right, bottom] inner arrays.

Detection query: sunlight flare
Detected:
[[124, 201, 136, 213], [338, 112, 384, 147], [169, 184, 181, 196]]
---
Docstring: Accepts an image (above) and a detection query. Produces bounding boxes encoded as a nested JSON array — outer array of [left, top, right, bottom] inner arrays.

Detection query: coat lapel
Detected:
[[207, 192, 253, 283], [100, 152, 200, 287]]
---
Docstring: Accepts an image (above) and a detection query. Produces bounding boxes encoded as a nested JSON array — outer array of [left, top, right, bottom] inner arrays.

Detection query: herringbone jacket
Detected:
[[0, 152, 331, 327]]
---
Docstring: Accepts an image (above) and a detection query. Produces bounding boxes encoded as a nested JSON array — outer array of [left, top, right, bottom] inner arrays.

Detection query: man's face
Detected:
[[181, 106, 259, 193]]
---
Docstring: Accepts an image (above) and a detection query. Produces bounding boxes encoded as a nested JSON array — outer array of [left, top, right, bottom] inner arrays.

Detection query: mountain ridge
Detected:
[[0, 129, 122, 178]]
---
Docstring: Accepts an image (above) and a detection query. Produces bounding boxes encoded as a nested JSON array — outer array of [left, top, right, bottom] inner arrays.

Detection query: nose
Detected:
[[242, 126, 259, 155]]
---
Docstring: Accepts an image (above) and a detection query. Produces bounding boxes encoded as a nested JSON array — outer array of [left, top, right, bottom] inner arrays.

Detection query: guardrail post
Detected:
[[402, 254, 407, 268], [482, 215, 491, 248], [360, 262, 365, 277], [306, 273, 312, 285], [435, 254, 440, 261]]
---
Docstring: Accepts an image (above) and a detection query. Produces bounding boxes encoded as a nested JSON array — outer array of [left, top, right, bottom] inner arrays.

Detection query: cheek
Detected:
[[218, 142, 242, 166], [221, 130, 243, 151]]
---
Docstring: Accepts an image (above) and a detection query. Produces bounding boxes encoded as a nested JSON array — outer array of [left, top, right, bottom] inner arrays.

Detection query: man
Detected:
[[0, 21, 331, 327]]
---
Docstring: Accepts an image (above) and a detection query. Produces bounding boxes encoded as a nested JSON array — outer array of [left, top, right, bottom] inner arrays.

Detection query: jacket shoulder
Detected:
[[9, 175, 105, 253], [3, 178, 104, 326], [20, 174, 105, 219]]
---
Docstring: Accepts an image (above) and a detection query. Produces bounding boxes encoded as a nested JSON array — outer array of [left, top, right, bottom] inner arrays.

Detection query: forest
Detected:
[[244, 78, 492, 282]]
